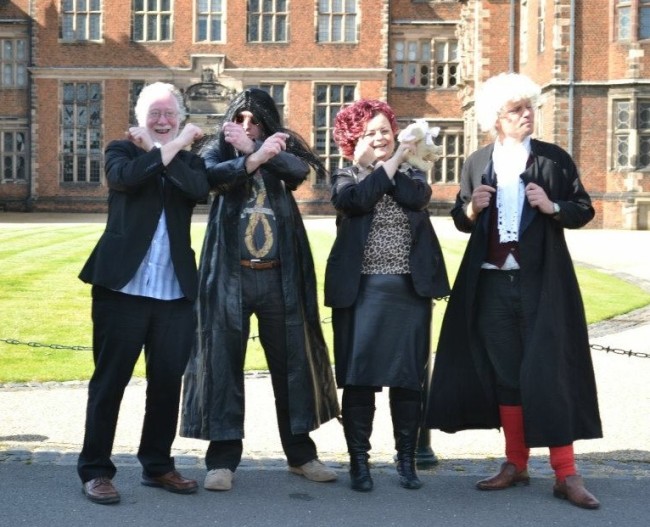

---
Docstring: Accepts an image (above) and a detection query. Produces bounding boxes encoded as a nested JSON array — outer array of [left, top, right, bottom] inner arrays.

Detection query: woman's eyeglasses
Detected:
[[234, 114, 260, 126]]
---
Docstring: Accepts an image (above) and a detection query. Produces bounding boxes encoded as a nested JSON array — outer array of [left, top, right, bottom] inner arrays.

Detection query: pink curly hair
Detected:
[[333, 99, 399, 159]]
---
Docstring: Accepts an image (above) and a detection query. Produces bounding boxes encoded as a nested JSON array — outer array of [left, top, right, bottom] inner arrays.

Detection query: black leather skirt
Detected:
[[332, 274, 432, 391]]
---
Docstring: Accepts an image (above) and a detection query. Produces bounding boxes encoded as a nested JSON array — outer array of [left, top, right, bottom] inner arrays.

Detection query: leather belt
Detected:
[[240, 258, 281, 270]]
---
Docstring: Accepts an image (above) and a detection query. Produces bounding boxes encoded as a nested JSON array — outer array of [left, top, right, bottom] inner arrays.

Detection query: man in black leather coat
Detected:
[[181, 89, 340, 492]]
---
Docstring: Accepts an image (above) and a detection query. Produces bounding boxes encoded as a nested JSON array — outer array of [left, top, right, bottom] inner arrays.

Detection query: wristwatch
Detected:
[[552, 202, 560, 216]]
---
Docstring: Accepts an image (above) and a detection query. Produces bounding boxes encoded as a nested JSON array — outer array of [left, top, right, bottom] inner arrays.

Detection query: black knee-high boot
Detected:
[[390, 399, 422, 490], [342, 405, 375, 492]]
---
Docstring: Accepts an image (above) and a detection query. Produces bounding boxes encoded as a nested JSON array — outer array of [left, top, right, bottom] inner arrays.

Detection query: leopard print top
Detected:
[[361, 193, 411, 275]]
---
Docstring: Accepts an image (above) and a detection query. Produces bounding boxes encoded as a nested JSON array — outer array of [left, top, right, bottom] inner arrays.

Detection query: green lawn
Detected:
[[1, 221, 648, 383]]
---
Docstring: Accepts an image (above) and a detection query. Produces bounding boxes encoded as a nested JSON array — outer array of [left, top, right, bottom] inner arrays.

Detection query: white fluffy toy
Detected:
[[397, 118, 442, 171]]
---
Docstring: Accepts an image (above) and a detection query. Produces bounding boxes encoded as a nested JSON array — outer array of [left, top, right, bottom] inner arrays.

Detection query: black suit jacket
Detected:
[[324, 165, 450, 308], [79, 139, 209, 301]]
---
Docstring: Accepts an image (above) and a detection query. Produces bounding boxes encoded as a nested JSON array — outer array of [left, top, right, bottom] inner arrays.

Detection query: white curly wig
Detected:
[[134, 82, 187, 126], [475, 73, 541, 137]]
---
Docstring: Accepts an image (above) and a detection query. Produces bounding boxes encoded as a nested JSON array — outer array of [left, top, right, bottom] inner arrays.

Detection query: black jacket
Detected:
[[79, 139, 209, 301], [325, 164, 450, 308]]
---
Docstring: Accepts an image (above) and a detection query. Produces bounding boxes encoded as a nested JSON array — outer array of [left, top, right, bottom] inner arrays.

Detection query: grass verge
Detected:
[[1, 222, 648, 383]]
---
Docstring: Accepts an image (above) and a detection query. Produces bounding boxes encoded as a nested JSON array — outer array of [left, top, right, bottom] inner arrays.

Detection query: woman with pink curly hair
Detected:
[[324, 99, 450, 492]]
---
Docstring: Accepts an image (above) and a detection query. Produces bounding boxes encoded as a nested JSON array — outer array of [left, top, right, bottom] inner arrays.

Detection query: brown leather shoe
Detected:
[[553, 474, 600, 509], [141, 470, 198, 494], [82, 477, 120, 504], [476, 462, 530, 490]]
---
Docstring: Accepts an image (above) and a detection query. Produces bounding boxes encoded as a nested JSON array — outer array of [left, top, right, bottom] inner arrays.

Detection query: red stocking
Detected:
[[550, 444, 577, 482], [499, 405, 529, 472]]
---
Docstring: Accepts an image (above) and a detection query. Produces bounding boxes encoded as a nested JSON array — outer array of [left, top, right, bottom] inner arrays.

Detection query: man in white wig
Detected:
[[425, 72, 602, 510]]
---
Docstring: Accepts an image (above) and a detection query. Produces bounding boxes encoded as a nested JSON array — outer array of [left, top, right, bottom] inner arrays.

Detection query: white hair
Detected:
[[134, 82, 187, 126], [475, 73, 541, 137]]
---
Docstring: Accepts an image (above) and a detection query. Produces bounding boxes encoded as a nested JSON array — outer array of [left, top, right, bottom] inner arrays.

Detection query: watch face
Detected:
[[553, 203, 560, 214]]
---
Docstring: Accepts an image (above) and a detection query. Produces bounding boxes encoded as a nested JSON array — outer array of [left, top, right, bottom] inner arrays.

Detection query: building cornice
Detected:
[[30, 66, 390, 82], [391, 20, 460, 26], [543, 79, 650, 88]]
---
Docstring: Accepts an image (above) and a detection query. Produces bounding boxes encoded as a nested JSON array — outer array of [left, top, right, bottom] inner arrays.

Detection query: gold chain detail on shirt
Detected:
[[244, 177, 274, 258]]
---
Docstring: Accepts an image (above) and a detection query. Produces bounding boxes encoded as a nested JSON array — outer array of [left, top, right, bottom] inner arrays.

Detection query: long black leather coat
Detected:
[[425, 139, 603, 448], [181, 145, 339, 440]]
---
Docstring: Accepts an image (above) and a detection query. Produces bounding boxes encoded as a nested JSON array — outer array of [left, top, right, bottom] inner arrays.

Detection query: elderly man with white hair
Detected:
[[425, 72, 602, 510], [77, 82, 209, 505]]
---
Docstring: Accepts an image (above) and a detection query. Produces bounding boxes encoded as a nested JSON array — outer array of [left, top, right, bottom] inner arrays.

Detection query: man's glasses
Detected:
[[148, 110, 178, 120], [234, 114, 260, 125]]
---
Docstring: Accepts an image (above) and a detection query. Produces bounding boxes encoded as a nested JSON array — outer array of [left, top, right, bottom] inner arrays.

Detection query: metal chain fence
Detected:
[[2, 311, 649, 360]]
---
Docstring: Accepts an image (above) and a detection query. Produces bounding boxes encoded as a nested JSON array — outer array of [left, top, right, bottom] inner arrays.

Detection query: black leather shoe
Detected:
[[141, 470, 198, 494], [476, 462, 530, 490], [553, 475, 600, 509], [82, 477, 120, 504]]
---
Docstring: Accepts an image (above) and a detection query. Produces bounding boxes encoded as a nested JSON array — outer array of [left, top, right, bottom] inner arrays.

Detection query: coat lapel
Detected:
[[519, 142, 543, 235]]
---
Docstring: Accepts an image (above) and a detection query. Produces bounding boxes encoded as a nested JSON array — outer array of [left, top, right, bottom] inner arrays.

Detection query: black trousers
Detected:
[[77, 286, 195, 483], [342, 385, 421, 409], [205, 267, 317, 472], [476, 269, 529, 405]]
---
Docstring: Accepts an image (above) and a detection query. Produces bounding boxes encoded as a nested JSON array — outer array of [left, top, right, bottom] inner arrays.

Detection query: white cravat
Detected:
[[492, 137, 531, 243]]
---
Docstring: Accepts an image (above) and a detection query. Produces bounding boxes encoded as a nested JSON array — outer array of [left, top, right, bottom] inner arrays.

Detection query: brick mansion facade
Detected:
[[1, 1, 649, 228]]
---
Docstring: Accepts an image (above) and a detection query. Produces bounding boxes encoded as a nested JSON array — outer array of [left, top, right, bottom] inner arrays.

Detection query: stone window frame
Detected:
[[0, 128, 27, 182], [391, 37, 459, 90], [247, 0, 288, 43], [537, 0, 545, 53], [195, 0, 225, 43], [61, 82, 103, 185], [0, 38, 27, 88], [313, 82, 356, 185], [133, 0, 173, 42], [615, 0, 650, 41], [520, 0, 529, 65], [434, 40, 459, 89], [316, 0, 358, 44], [432, 126, 465, 185], [611, 93, 650, 172], [60, 0, 103, 42]]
